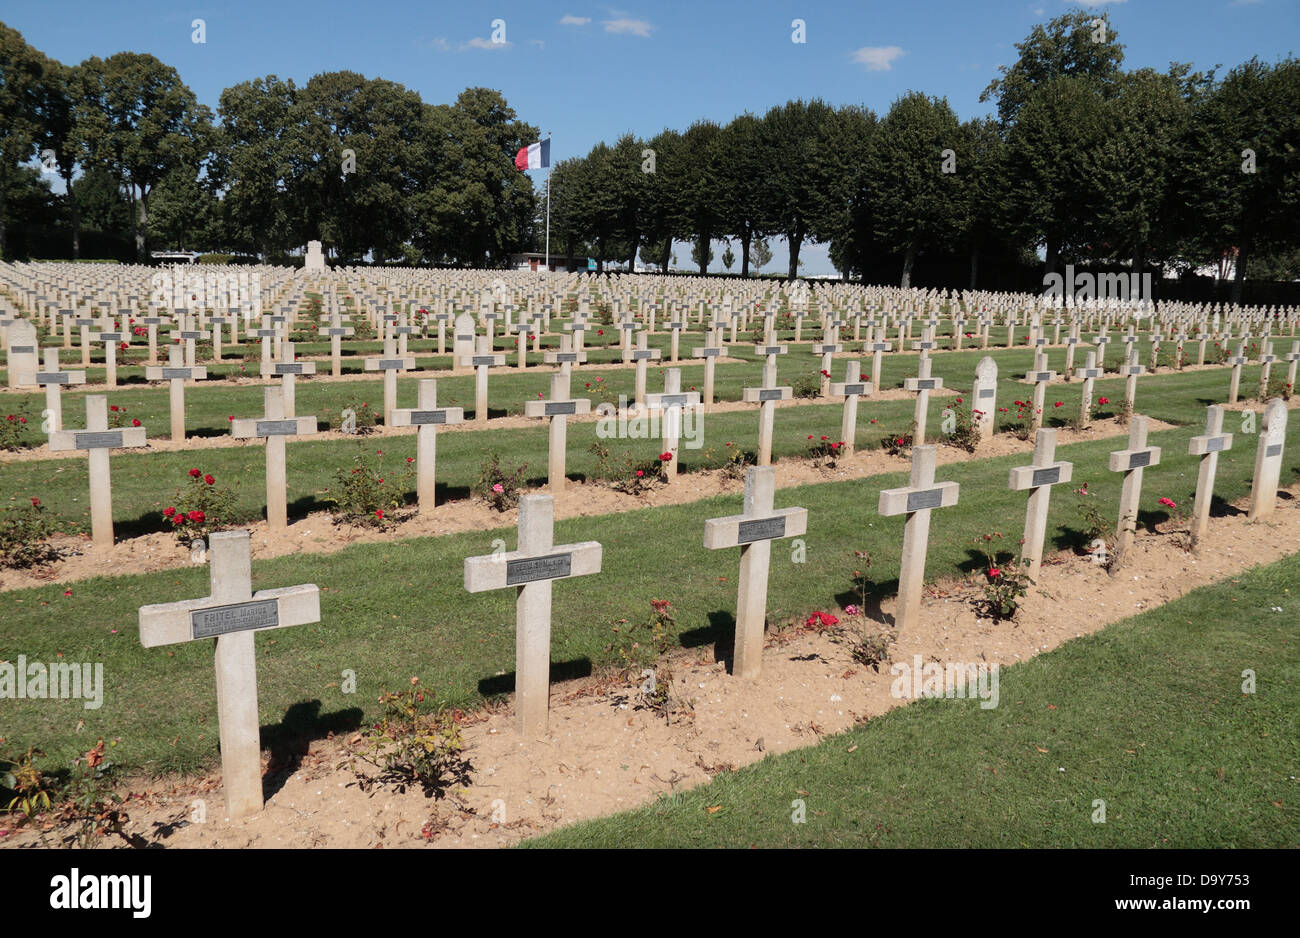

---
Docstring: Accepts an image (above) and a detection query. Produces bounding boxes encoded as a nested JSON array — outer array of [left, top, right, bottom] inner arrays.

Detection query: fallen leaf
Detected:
[[1035, 746, 1048, 754], [846, 745, 858, 753], [706, 805, 722, 814]]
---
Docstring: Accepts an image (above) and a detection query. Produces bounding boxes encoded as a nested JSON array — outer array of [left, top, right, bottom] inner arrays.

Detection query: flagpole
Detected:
[[544, 130, 552, 275]]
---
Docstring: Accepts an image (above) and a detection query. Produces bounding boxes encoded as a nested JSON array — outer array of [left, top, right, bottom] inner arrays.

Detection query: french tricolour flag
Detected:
[[514, 139, 550, 171]]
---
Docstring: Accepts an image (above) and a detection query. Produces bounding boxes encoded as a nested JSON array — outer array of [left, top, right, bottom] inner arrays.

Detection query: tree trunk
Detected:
[[740, 229, 752, 277], [628, 239, 637, 272], [0, 161, 9, 260], [131, 183, 146, 262], [787, 229, 802, 280], [1044, 235, 1060, 279], [969, 244, 979, 289], [1231, 246, 1246, 305], [658, 237, 671, 273], [697, 232, 710, 275], [64, 169, 81, 259], [900, 243, 916, 288]]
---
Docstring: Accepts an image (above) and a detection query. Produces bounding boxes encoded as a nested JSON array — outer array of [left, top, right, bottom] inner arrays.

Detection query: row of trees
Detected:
[[0, 20, 539, 265], [549, 10, 1300, 298]]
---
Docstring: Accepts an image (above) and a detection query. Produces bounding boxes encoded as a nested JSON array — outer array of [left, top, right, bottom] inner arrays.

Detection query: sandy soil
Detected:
[[4, 480, 1296, 850], [0, 413, 1172, 592]]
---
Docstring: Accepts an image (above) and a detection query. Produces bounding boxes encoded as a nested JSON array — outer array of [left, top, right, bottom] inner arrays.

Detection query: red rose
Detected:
[[204, 474, 215, 485], [659, 452, 672, 462], [109, 405, 119, 412], [375, 509, 384, 519], [171, 514, 184, 525], [988, 568, 1002, 578], [30, 497, 40, 507], [189, 468, 201, 477], [635, 469, 644, 477], [187, 510, 205, 523], [132, 418, 141, 427], [163, 507, 176, 517]]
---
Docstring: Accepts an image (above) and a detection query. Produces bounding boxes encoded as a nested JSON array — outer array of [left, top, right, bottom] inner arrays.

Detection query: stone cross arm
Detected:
[[464, 541, 603, 592], [830, 379, 873, 397], [145, 364, 208, 381], [140, 584, 321, 648], [459, 353, 507, 368], [1009, 461, 1074, 490], [231, 415, 318, 438], [703, 507, 807, 549], [742, 386, 793, 403], [365, 355, 417, 371], [523, 399, 592, 418], [1108, 444, 1162, 471], [49, 427, 147, 452], [644, 390, 702, 410], [878, 480, 959, 516], [390, 406, 465, 426], [261, 361, 317, 377]]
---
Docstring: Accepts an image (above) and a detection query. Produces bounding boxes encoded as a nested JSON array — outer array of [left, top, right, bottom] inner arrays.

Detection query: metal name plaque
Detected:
[[913, 379, 937, 390], [906, 488, 944, 511], [1031, 467, 1061, 487], [378, 359, 406, 369], [256, 419, 300, 436], [471, 356, 498, 367], [761, 346, 783, 355], [455, 334, 474, 342], [669, 323, 684, 329], [1266, 443, 1283, 458], [9, 345, 35, 354], [659, 394, 689, 407], [275, 364, 304, 374], [843, 384, 866, 396], [36, 373, 70, 384], [506, 552, 572, 585], [632, 351, 654, 360], [74, 430, 124, 449], [738, 516, 786, 544], [255, 330, 278, 337], [161, 368, 191, 379], [553, 353, 577, 362], [142, 318, 163, 324], [978, 387, 995, 399], [699, 348, 720, 357], [1205, 437, 1226, 453], [191, 599, 279, 639], [325, 328, 349, 336], [1128, 451, 1152, 469], [758, 388, 784, 401], [543, 401, 578, 416], [410, 410, 447, 426], [872, 344, 891, 352], [1035, 372, 1053, 381], [179, 332, 205, 340]]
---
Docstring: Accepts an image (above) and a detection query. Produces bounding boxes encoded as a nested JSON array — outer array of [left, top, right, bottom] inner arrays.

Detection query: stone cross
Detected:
[[230, 386, 318, 530], [1122, 346, 1145, 411], [829, 360, 871, 455], [623, 332, 662, 410], [91, 326, 126, 388], [524, 371, 591, 491], [317, 313, 354, 377], [877, 445, 959, 632], [1256, 340, 1278, 401], [1227, 341, 1249, 404], [667, 318, 685, 362], [1008, 428, 1073, 579], [460, 337, 506, 423], [1108, 415, 1162, 565], [1024, 350, 1057, 431], [813, 326, 842, 398], [1187, 405, 1233, 550], [145, 344, 208, 441], [1284, 340, 1300, 390], [971, 356, 998, 442], [48, 395, 148, 547], [1076, 350, 1104, 428], [542, 334, 587, 377], [364, 336, 416, 426], [703, 466, 808, 679], [33, 348, 86, 432], [390, 379, 464, 512], [644, 368, 701, 482], [261, 341, 315, 417], [139, 530, 320, 819], [742, 339, 793, 466], [865, 335, 893, 393], [463, 495, 602, 736], [904, 356, 943, 443], [1248, 397, 1288, 521], [691, 328, 727, 408]]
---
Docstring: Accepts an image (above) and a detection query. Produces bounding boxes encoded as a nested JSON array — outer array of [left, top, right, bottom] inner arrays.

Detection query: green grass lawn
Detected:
[[523, 551, 1300, 848], [1, 420, 1295, 781]]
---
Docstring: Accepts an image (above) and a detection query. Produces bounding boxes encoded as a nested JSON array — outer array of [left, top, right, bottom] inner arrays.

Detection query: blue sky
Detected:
[[7, 1, 1297, 272]]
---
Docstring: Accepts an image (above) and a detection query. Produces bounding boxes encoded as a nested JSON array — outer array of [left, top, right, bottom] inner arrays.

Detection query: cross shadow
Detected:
[[259, 699, 365, 802], [116, 510, 172, 540], [476, 657, 593, 697], [287, 494, 329, 521], [187, 426, 229, 439], [681, 611, 735, 671]]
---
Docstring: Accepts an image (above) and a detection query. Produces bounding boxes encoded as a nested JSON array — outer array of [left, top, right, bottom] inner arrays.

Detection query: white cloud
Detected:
[[1033, 7, 1045, 15], [560, 14, 592, 26], [1076, 0, 1127, 6], [462, 37, 511, 51], [427, 37, 451, 52], [851, 45, 905, 71], [603, 18, 654, 37]]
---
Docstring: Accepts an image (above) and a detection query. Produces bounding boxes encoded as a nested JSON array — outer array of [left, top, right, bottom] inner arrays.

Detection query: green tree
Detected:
[[751, 236, 773, 272], [75, 53, 213, 261], [0, 23, 46, 258], [758, 99, 840, 279], [678, 120, 724, 275], [721, 242, 735, 270]]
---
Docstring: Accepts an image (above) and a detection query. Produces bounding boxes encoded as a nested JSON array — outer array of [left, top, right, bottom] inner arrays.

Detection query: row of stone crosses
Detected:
[[132, 388, 1288, 821]]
